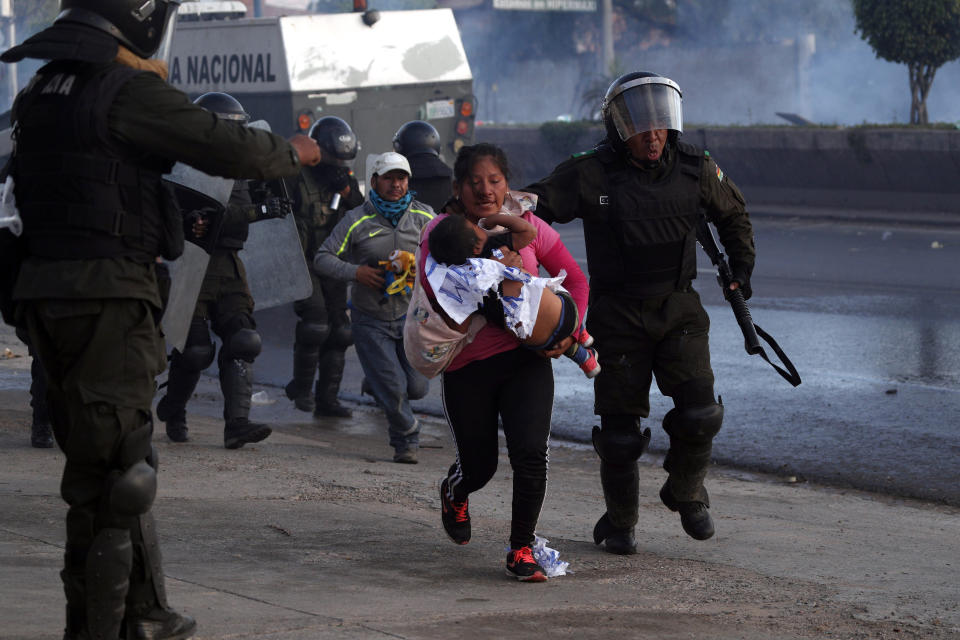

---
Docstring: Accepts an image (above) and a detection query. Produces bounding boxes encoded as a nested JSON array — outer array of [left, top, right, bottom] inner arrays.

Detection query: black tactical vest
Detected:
[[11, 60, 179, 262], [585, 142, 702, 298]]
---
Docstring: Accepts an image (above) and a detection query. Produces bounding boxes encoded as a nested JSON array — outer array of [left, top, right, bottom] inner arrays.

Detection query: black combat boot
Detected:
[[60, 544, 87, 640], [156, 365, 201, 443], [591, 420, 650, 555], [659, 480, 715, 541], [592, 512, 636, 555], [221, 357, 271, 449], [124, 513, 197, 639], [31, 420, 54, 448], [593, 457, 640, 555], [124, 606, 196, 640], [285, 343, 319, 413], [313, 350, 351, 417]]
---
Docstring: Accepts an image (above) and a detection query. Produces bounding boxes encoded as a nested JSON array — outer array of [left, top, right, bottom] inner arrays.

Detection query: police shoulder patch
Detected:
[[571, 149, 597, 159], [716, 164, 725, 182]]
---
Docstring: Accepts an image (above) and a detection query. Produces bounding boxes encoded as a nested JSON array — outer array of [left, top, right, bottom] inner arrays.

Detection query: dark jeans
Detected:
[[441, 347, 553, 549], [351, 308, 429, 452]]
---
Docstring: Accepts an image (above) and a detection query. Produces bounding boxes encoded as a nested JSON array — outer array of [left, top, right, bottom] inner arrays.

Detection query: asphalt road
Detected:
[[249, 210, 960, 506]]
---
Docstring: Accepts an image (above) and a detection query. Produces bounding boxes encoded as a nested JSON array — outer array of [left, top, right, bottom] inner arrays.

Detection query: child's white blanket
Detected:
[[424, 254, 566, 341]]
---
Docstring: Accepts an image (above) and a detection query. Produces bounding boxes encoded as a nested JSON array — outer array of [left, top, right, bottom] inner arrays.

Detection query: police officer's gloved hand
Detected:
[[256, 197, 293, 220], [330, 167, 352, 193], [184, 207, 216, 241], [731, 264, 753, 301]]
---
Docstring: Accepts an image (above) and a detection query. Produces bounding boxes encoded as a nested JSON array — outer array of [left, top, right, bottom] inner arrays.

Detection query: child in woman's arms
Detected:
[[427, 213, 599, 378]]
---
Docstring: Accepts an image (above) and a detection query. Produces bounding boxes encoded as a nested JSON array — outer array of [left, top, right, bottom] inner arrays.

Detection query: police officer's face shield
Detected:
[[150, 1, 182, 64], [607, 78, 683, 141]]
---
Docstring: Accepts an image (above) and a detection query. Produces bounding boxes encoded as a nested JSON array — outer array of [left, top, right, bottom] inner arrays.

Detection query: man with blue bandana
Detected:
[[313, 152, 434, 463]]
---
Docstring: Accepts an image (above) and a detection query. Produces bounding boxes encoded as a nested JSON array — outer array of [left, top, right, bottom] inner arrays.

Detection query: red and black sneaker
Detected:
[[440, 478, 470, 545], [578, 328, 594, 348], [505, 546, 547, 582], [579, 347, 601, 379]]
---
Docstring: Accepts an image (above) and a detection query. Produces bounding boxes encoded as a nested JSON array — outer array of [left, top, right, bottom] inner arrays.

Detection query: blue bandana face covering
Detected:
[[370, 189, 413, 227]]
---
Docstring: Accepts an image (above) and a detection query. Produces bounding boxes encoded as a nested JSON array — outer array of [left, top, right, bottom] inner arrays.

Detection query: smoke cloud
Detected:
[[456, 1, 960, 126]]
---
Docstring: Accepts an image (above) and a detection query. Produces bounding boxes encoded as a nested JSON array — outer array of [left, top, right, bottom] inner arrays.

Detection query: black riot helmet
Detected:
[[392, 120, 441, 158], [309, 116, 359, 167], [56, 0, 182, 59], [601, 71, 683, 151], [194, 92, 250, 124]]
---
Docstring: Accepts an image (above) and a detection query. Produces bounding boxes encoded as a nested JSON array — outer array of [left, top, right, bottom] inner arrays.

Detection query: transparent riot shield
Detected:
[[238, 120, 312, 310], [159, 164, 233, 352]]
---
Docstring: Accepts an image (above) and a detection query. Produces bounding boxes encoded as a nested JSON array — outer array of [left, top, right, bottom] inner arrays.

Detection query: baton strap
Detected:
[[752, 323, 802, 387]]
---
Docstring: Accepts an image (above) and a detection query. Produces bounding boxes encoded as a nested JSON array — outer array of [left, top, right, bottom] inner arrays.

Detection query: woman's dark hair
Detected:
[[452, 143, 511, 185], [429, 215, 478, 266]]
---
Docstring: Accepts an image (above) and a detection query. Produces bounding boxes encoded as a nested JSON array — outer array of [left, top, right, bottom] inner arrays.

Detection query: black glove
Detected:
[[183, 206, 216, 241], [256, 197, 293, 220], [730, 263, 753, 301]]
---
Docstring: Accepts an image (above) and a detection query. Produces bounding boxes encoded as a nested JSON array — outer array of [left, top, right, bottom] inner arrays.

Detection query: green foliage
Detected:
[[852, 0, 960, 124], [852, 0, 960, 66]]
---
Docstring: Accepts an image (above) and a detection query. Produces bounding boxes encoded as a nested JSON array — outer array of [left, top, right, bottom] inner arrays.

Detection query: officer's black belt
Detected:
[[16, 153, 145, 186]]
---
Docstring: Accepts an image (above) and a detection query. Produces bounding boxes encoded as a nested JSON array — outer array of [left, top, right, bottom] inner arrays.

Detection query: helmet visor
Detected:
[[151, 2, 181, 63], [608, 80, 683, 141]]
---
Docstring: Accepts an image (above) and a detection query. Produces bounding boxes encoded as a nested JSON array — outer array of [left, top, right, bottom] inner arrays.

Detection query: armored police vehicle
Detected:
[[168, 5, 476, 164]]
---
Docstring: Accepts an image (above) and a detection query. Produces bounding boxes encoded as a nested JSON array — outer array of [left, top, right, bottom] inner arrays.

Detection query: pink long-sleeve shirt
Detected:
[[417, 211, 589, 373]]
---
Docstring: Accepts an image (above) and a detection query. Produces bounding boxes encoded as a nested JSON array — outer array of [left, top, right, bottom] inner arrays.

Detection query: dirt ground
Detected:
[[1, 323, 958, 639]]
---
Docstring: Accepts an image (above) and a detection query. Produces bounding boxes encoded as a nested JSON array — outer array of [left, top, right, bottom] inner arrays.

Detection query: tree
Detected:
[[852, 0, 960, 124]]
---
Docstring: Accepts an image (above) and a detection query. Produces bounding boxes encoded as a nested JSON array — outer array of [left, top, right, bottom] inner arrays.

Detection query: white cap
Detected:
[[371, 151, 411, 177]]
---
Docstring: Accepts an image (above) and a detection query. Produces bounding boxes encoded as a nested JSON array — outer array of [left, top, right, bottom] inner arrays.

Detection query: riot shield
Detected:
[[238, 120, 312, 310], [159, 164, 233, 352]]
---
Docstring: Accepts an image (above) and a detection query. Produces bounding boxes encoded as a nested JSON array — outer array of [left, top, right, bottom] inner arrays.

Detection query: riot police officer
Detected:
[[392, 120, 453, 212], [14, 326, 53, 448], [284, 116, 364, 417], [0, 2, 320, 637], [156, 92, 292, 447], [526, 72, 756, 553]]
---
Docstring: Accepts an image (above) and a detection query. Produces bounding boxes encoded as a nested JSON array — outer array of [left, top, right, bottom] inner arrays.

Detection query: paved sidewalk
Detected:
[[1, 345, 958, 640]]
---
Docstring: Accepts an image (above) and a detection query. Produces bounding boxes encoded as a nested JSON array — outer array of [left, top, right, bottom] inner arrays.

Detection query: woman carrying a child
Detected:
[[415, 143, 590, 581]]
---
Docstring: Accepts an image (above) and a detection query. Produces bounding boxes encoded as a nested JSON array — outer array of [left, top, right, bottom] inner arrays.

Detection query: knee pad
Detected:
[[295, 320, 330, 347], [592, 415, 651, 464], [108, 423, 158, 517], [177, 342, 215, 371], [663, 404, 723, 444], [109, 461, 157, 516], [327, 323, 353, 349], [223, 328, 262, 362]]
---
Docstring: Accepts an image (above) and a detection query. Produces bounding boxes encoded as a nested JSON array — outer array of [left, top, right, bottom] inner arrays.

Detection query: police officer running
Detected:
[[156, 92, 294, 447], [0, 1, 321, 637], [392, 120, 453, 212], [526, 72, 756, 553], [284, 116, 364, 417]]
